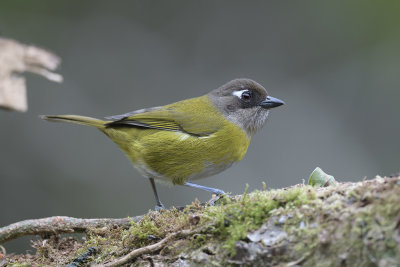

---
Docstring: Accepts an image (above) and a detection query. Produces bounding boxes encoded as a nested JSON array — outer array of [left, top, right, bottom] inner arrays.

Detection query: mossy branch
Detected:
[[0, 216, 140, 245], [2, 176, 400, 266]]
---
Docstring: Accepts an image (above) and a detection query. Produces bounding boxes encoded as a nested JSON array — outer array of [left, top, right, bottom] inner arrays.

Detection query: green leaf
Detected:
[[308, 167, 337, 187]]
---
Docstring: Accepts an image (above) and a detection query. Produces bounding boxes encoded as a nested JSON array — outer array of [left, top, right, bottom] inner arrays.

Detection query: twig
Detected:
[[101, 229, 199, 267], [0, 216, 141, 244], [0, 203, 199, 245]]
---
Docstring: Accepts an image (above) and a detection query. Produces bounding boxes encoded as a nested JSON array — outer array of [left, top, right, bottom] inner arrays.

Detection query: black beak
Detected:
[[260, 96, 285, 109]]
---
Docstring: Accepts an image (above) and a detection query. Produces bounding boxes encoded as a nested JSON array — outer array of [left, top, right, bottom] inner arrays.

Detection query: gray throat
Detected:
[[226, 107, 270, 137]]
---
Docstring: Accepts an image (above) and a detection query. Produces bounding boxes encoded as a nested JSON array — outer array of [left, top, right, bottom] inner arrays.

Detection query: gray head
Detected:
[[208, 78, 284, 136]]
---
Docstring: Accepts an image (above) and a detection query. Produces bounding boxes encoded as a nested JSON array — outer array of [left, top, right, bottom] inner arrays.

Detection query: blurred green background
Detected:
[[1, 1, 399, 252]]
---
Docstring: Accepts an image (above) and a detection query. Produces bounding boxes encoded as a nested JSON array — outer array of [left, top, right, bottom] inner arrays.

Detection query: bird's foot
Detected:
[[182, 182, 228, 206], [207, 192, 229, 206], [154, 203, 165, 211]]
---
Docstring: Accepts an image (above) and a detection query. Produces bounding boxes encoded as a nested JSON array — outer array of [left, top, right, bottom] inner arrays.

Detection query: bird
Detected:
[[41, 78, 284, 210]]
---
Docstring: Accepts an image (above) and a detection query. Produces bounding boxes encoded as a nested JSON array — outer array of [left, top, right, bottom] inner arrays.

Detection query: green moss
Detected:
[[75, 232, 118, 264], [203, 186, 317, 254], [190, 233, 208, 249], [73, 186, 315, 260], [125, 219, 161, 246]]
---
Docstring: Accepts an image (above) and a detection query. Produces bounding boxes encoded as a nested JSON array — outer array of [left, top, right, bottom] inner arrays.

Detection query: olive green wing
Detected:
[[105, 98, 224, 136]]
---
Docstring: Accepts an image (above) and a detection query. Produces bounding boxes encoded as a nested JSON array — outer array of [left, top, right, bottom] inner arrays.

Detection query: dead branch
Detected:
[[100, 229, 200, 267], [0, 37, 62, 112], [0, 216, 140, 245]]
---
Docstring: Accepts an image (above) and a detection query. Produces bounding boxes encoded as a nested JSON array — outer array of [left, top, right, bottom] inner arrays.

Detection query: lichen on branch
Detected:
[[1, 176, 400, 266]]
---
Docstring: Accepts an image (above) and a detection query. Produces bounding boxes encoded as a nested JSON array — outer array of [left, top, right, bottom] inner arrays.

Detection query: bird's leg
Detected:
[[183, 182, 226, 206], [149, 177, 165, 211]]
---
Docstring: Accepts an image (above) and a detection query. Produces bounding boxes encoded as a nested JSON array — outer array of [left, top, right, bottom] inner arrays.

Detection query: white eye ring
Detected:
[[232, 89, 249, 98]]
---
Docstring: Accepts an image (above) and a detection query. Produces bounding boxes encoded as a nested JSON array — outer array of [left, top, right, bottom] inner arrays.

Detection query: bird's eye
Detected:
[[241, 91, 251, 101]]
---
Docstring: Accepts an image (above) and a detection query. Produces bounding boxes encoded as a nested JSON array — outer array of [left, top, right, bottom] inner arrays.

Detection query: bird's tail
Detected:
[[40, 115, 106, 129]]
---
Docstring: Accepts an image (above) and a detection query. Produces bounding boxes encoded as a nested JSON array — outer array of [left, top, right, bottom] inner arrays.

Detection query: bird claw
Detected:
[[154, 203, 165, 211], [207, 193, 228, 206]]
